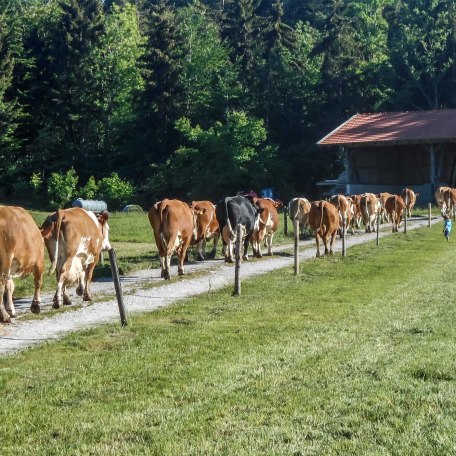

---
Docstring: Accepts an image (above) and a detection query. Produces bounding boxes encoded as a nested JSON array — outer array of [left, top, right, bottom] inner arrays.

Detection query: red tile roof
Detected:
[[318, 109, 456, 146]]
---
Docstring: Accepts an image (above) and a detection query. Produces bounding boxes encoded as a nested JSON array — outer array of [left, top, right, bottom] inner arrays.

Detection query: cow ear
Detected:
[[97, 210, 110, 224]]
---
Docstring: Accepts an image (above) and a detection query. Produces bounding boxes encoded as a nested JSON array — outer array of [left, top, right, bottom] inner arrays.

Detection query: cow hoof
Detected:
[[225, 258, 234, 264], [83, 294, 92, 302], [52, 296, 60, 309], [76, 284, 84, 296], [242, 255, 249, 261], [30, 301, 41, 314], [178, 269, 185, 276], [163, 271, 170, 280], [63, 294, 72, 306], [0, 313, 11, 323], [197, 254, 205, 261]]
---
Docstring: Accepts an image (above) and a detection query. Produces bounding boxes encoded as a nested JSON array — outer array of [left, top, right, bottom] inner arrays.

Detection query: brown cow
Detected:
[[385, 195, 405, 232], [0, 206, 44, 322], [308, 201, 339, 257], [288, 197, 311, 237], [188, 201, 220, 260], [41, 207, 111, 308], [251, 197, 282, 257], [360, 193, 379, 232], [329, 194, 352, 236], [149, 199, 201, 279], [350, 194, 363, 231], [401, 188, 419, 218], [442, 188, 456, 220]]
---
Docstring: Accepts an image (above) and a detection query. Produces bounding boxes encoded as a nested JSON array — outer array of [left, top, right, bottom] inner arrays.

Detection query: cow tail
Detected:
[[225, 197, 235, 239], [49, 209, 64, 275], [157, 201, 168, 249], [319, 201, 324, 233]]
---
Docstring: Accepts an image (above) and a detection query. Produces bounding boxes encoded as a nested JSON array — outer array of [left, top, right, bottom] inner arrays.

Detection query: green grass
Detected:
[[0, 223, 455, 454]]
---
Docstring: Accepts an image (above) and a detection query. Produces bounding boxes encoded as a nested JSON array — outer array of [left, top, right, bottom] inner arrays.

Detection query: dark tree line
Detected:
[[1, 0, 456, 205]]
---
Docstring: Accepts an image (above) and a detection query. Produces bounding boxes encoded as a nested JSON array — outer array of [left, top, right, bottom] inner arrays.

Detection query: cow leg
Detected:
[[178, 239, 192, 276], [209, 233, 219, 259], [53, 267, 69, 309], [315, 233, 322, 257], [323, 233, 330, 255], [4, 279, 15, 318], [80, 263, 96, 301], [30, 265, 43, 314], [0, 281, 11, 323], [197, 239, 206, 261], [266, 233, 274, 256]]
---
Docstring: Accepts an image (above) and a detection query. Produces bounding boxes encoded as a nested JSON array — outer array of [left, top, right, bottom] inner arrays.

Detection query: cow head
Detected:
[[40, 213, 58, 239], [97, 210, 111, 250]]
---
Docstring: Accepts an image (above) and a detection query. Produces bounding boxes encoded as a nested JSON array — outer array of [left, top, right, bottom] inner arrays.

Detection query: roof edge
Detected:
[[317, 114, 358, 145]]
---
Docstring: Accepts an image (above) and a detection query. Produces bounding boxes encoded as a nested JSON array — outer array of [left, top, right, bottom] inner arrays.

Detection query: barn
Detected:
[[317, 109, 456, 204]]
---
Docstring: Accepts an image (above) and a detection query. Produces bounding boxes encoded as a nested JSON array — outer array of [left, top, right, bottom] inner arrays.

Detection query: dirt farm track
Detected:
[[0, 216, 438, 356]]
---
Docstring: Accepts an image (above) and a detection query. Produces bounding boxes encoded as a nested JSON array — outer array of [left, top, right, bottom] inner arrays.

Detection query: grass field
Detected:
[[0, 221, 455, 454]]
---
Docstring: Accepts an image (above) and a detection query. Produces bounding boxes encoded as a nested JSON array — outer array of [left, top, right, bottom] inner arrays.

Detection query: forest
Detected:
[[0, 0, 455, 208]]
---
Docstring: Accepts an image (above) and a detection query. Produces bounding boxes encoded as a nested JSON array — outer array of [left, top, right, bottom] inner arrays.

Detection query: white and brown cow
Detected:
[[288, 197, 311, 237], [360, 193, 379, 233], [0, 206, 44, 322], [41, 207, 111, 308], [149, 199, 200, 279], [188, 201, 220, 260], [401, 188, 419, 218], [308, 200, 339, 257], [251, 197, 282, 257], [350, 194, 363, 231], [385, 195, 405, 233]]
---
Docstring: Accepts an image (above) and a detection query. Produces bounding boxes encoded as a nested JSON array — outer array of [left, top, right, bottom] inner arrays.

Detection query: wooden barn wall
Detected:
[[348, 144, 456, 185]]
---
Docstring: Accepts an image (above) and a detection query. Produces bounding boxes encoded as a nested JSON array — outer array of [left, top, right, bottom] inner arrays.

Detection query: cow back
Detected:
[[216, 196, 257, 236], [309, 201, 339, 233], [189, 200, 219, 242]]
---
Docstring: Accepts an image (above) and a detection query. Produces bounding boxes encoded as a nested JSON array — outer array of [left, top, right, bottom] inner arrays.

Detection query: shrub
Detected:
[[47, 169, 79, 209], [80, 176, 98, 200], [97, 173, 135, 210]]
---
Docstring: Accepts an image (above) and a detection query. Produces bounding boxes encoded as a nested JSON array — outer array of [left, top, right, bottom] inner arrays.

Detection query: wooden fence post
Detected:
[[284, 206, 288, 236], [376, 213, 380, 246], [294, 219, 299, 275], [428, 203, 432, 227], [342, 217, 346, 258], [234, 224, 242, 296], [108, 248, 128, 327]]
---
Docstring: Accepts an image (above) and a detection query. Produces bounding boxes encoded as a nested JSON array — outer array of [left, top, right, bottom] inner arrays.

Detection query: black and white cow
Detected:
[[215, 196, 262, 263]]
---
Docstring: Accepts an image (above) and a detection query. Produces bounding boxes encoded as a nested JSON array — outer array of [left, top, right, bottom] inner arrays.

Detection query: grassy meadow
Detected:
[[1, 221, 456, 454]]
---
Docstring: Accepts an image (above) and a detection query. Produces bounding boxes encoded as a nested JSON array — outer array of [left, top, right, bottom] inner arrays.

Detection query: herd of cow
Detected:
[[0, 184, 451, 325]]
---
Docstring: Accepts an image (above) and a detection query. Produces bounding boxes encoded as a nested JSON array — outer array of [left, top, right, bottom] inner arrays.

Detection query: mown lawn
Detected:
[[0, 222, 455, 455]]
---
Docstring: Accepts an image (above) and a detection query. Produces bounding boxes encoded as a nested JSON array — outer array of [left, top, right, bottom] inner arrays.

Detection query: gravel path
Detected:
[[0, 216, 438, 355]]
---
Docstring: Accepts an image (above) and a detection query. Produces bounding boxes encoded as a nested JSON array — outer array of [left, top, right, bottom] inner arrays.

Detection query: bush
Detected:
[[47, 169, 79, 209], [97, 172, 135, 210], [80, 176, 98, 200]]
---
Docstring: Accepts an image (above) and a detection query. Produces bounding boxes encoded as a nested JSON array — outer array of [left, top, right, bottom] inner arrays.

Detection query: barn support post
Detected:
[[108, 248, 128, 327], [294, 219, 299, 275], [430, 144, 436, 201], [284, 206, 288, 236], [234, 224, 242, 296], [428, 203, 432, 227]]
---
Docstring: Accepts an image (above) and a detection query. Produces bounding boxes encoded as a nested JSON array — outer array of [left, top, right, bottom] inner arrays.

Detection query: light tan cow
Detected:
[[188, 201, 220, 260], [329, 194, 352, 236], [442, 188, 456, 220], [149, 199, 201, 279], [41, 207, 111, 308], [251, 197, 282, 257], [287, 197, 311, 237], [360, 193, 379, 233], [434, 186, 451, 211], [378, 192, 393, 223], [385, 195, 405, 232], [401, 188, 419, 218], [308, 201, 339, 257], [0, 206, 44, 322]]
